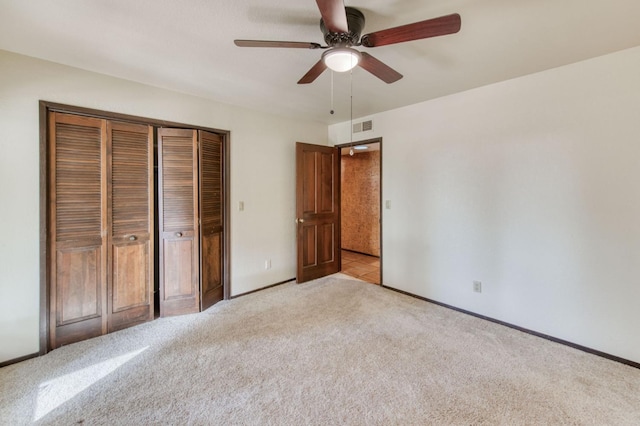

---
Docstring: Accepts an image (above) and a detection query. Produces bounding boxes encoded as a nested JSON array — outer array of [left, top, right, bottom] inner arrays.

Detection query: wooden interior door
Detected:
[[107, 121, 154, 331], [199, 130, 224, 311], [295, 142, 341, 283], [49, 112, 108, 348], [158, 128, 200, 316]]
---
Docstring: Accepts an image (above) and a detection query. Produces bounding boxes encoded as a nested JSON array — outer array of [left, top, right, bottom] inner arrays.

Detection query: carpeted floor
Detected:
[[1, 274, 639, 425]]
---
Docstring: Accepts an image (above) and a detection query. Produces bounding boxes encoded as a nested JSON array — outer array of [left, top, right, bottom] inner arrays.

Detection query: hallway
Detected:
[[341, 250, 380, 284]]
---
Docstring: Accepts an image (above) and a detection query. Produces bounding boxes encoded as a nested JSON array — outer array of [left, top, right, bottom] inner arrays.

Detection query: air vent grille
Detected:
[[352, 120, 373, 134]]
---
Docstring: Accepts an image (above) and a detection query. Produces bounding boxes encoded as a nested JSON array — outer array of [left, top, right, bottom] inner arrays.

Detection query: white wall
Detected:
[[330, 46, 640, 364], [0, 50, 327, 363]]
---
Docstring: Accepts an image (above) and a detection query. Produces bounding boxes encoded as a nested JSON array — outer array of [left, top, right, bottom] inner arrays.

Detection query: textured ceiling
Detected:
[[1, 0, 639, 124]]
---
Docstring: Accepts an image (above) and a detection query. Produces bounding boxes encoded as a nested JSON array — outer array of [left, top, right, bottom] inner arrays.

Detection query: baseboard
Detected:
[[0, 352, 39, 368], [382, 284, 640, 370], [231, 278, 296, 299], [342, 248, 380, 258]]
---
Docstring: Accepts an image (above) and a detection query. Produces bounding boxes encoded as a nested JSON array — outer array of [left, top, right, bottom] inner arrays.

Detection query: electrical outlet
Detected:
[[238, 201, 244, 211], [265, 259, 271, 270], [473, 281, 482, 293]]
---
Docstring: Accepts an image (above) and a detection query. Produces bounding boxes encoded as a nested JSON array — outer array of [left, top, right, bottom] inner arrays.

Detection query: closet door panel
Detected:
[[112, 243, 149, 309], [163, 237, 197, 297], [201, 233, 222, 308], [199, 131, 224, 311], [56, 244, 103, 325], [49, 112, 107, 348], [158, 128, 200, 316], [108, 121, 154, 331]]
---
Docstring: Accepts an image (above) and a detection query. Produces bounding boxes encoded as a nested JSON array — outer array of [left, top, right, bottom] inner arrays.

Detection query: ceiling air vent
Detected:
[[352, 122, 362, 133]]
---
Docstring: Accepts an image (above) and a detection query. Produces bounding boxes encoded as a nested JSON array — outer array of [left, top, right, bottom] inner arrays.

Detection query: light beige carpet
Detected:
[[1, 275, 639, 425]]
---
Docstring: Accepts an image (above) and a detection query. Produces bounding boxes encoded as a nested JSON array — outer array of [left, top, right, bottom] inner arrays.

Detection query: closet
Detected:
[[47, 110, 225, 350]]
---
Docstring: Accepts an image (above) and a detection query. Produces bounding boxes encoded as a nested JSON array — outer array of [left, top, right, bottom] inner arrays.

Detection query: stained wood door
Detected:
[[49, 112, 108, 348], [199, 131, 224, 311], [158, 128, 200, 316], [295, 142, 341, 283], [107, 121, 154, 331]]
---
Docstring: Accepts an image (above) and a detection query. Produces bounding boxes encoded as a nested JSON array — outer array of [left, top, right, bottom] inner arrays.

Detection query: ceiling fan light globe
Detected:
[[323, 48, 361, 72]]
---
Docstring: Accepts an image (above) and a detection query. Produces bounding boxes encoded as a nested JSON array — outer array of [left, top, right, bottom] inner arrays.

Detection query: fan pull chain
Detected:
[[330, 71, 335, 115], [350, 68, 353, 143]]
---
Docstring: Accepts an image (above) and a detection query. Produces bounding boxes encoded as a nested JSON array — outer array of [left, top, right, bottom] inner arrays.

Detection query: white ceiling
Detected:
[[1, 0, 639, 125]]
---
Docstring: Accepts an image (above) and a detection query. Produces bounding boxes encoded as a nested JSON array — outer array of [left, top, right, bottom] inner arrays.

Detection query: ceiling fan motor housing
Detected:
[[320, 7, 365, 47]]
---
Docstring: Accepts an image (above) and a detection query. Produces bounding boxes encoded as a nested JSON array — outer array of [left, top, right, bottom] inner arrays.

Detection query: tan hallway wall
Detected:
[[341, 151, 380, 256]]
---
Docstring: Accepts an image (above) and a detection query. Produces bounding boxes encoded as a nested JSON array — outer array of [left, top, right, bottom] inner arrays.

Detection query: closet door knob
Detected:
[[129, 235, 137, 241], [175, 232, 183, 237]]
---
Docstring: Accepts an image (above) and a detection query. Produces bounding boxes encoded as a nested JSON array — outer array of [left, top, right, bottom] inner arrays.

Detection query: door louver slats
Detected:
[[200, 131, 223, 231], [111, 127, 151, 236], [161, 135, 196, 232], [55, 123, 103, 241]]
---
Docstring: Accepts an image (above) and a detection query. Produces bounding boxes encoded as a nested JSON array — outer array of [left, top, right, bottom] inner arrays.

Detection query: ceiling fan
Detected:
[[234, 0, 461, 84]]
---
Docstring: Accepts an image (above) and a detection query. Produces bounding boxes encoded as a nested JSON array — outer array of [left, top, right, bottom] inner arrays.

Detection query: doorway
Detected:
[[337, 138, 382, 284]]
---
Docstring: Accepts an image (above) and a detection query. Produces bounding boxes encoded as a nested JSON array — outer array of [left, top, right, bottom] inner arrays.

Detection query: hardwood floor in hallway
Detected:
[[341, 250, 380, 284]]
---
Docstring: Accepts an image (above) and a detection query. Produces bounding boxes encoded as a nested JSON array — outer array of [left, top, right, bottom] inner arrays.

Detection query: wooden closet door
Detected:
[[158, 128, 200, 316], [199, 131, 224, 311], [107, 121, 154, 331], [49, 112, 108, 348]]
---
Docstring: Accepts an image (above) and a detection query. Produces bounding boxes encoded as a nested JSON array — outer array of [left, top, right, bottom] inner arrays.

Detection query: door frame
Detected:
[[335, 137, 383, 285], [39, 101, 231, 354]]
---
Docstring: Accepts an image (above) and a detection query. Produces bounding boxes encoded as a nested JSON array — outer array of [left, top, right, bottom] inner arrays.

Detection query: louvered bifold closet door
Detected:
[[158, 128, 200, 316], [49, 112, 108, 348], [199, 131, 224, 311], [107, 121, 154, 331]]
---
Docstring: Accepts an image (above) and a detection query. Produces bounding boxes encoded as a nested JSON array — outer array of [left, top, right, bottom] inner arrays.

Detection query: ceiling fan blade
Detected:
[[315, 0, 349, 33], [234, 40, 322, 49], [358, 52, 403, 84], [298, 60, 328, 84], [361, 13, 461, 48]]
